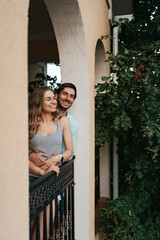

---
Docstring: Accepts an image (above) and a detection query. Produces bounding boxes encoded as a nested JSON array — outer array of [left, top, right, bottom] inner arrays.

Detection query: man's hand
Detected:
[[29, 152, 48, 167]]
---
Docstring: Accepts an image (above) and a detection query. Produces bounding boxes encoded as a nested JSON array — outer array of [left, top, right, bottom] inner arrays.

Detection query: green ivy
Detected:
[[96, 0, 160, 238], [28, 73, 60, 95], [100, 196, 160, 240]]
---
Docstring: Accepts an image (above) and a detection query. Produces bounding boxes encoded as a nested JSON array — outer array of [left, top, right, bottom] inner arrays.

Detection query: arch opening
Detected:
[[95, 39, 111, 233], [28, 0, 94, 239], [28, 0, 60, 84]]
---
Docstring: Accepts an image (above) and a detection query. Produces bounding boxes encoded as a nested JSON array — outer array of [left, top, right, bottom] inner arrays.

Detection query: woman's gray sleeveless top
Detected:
[[29, 120, 62, 177]]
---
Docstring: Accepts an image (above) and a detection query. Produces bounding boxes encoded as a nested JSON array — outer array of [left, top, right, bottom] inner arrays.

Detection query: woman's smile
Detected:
[[42, 90, 57, 112]]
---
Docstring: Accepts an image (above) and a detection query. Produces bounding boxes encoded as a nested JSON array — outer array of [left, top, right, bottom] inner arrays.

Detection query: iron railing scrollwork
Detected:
[[29, 157, 75, 240]]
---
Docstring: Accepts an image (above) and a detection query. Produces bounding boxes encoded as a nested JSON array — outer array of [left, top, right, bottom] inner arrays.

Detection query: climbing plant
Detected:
[[95, 0, 160, 239], [28, 73, 60, 95]]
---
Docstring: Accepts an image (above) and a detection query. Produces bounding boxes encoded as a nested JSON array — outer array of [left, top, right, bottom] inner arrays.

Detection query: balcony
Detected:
[[29, 157, 75, 240]]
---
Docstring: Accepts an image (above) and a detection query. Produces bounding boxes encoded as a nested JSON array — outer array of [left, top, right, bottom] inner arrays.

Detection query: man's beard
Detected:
[[57, 102, 71, 112]]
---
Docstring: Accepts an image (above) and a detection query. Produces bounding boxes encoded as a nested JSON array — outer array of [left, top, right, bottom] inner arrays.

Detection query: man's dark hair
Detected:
[[56, 83, 77, 99]]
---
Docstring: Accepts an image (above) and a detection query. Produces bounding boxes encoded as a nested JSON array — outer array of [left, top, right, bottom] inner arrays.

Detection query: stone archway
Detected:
[[95, 39, 111, 200], [95, 39, 108, 85], [43, 0, 93, 239], [28, 0, 95, 238]]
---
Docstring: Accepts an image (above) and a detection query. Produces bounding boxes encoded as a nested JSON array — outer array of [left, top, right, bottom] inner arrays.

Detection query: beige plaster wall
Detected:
[[44, 0, 110, 238], [0, 1, 29, 239], [78, 0, 110, 239], [45, 1, 110, 239], [0, 1, 110, 240], [44, 1, 91, 239]]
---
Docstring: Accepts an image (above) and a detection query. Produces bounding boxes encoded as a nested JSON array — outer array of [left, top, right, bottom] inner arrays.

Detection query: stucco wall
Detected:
[[77, 0, 110, 239], [0, 1, 110, 240], [0, 1, 29, 240], [44, 1, 110, 239]]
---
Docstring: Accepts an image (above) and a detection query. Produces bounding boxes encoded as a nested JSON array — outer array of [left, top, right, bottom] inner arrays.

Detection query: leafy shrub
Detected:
[[28, 73, 60, 95], [100, 197, 160, 240], [96, 1, 160, 239]]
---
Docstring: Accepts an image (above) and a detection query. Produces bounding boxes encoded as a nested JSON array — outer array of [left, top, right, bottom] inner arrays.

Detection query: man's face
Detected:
[[58, 87, 75, 110]]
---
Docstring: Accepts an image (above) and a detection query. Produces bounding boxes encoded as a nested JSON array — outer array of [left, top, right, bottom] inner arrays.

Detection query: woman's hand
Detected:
[[46, 165, 60, 176], [39, 165, 59, 176], [44, 155, 61, 168]]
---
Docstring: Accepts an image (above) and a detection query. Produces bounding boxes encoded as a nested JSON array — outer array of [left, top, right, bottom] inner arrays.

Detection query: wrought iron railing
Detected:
[[29, 157, 75, 240]]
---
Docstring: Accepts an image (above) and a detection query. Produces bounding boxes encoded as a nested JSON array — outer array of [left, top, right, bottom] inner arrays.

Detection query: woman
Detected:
[[29, 86, 73, 239], [29, 86, 73, 181]]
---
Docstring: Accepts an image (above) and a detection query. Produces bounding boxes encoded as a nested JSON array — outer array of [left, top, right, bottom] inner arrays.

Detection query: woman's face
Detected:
[[42, 90, 57, 113]]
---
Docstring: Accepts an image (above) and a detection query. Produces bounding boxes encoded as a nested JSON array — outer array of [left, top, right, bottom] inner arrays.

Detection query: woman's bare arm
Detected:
[[29, 160, 60, 176], [60, 116, 73, 161], [29, 160, 45, 176]]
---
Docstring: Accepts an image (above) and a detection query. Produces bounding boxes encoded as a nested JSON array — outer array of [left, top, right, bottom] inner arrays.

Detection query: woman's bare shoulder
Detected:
[[60, 116, 70, 125]]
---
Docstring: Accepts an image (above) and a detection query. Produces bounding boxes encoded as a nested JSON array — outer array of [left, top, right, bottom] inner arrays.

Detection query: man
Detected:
[[55, 83, 78, 153], [29, 82, 78, 166]]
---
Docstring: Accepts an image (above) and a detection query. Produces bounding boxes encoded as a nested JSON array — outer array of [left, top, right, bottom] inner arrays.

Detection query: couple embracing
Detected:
[[29, 83, 78, 183]]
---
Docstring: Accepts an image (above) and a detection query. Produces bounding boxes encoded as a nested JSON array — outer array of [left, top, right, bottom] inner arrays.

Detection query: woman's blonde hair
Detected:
[[29, 86, 57, 139]]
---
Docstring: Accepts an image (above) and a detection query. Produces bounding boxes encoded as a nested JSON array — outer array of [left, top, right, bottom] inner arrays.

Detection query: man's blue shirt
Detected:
[[61, 113, 78, 153]]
